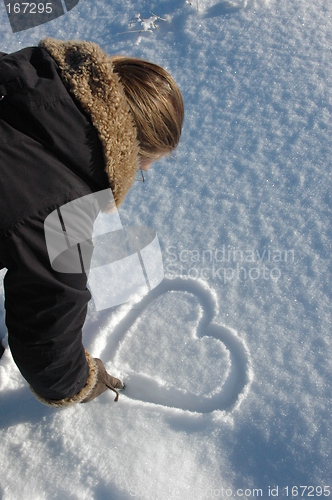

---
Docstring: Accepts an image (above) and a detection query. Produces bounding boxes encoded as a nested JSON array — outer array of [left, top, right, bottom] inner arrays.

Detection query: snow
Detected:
[[0, 0, 331, 498]]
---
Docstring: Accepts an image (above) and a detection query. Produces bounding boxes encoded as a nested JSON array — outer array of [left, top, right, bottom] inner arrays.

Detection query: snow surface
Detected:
[[0, 0, 331, 498]]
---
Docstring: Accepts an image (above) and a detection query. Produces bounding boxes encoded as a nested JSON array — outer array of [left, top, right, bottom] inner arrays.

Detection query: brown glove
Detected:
[[81, 358, 124, 403]]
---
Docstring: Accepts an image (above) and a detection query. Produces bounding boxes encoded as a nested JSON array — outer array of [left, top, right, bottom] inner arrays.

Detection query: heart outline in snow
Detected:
[[100, 277, 252, 414]]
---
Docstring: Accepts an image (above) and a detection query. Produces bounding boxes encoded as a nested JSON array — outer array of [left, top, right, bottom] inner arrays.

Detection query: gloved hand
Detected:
[[81, 358, 124, 403]]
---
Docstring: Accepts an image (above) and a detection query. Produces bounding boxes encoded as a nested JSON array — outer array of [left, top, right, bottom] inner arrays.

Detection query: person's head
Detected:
[[110, 56, 184, 169]]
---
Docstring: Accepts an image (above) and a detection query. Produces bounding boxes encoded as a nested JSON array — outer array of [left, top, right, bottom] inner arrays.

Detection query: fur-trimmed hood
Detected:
[[38, 38, 139, 207]]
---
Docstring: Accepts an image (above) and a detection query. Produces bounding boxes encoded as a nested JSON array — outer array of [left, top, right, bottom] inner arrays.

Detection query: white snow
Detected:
[[0, 0, 331, 498]]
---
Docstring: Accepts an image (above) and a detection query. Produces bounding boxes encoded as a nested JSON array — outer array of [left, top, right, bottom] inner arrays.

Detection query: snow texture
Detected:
[[0, 0, 331, 498]]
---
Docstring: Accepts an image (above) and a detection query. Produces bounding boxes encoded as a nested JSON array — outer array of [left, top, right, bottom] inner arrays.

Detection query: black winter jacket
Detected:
[[0, 39, 139, 406]]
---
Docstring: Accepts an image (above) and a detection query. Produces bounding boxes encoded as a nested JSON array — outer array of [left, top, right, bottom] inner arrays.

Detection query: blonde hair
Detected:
[[111, 56, 184, 161]]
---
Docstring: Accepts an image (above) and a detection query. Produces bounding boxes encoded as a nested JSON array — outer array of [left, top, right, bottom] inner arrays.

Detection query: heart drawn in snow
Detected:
[[100, 278, 252, 414]]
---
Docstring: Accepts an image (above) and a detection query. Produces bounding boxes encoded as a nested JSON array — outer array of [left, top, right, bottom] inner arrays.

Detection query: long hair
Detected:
[[111, 56, 184, 161]]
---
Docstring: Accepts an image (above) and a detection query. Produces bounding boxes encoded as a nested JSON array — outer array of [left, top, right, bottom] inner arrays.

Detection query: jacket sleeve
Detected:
[[4, 212, 98, 405]]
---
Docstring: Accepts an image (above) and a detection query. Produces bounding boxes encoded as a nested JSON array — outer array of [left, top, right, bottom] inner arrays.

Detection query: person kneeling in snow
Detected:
[[0, 39, 184, 407]]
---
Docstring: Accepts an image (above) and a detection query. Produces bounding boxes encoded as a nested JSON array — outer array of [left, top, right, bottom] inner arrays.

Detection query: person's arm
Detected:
[[4, 214, 96, 404], [4, 211, 124, 406]]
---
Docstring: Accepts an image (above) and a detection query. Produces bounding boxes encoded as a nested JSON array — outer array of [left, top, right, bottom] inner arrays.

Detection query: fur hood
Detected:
[[38, 38, 139, 207]]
